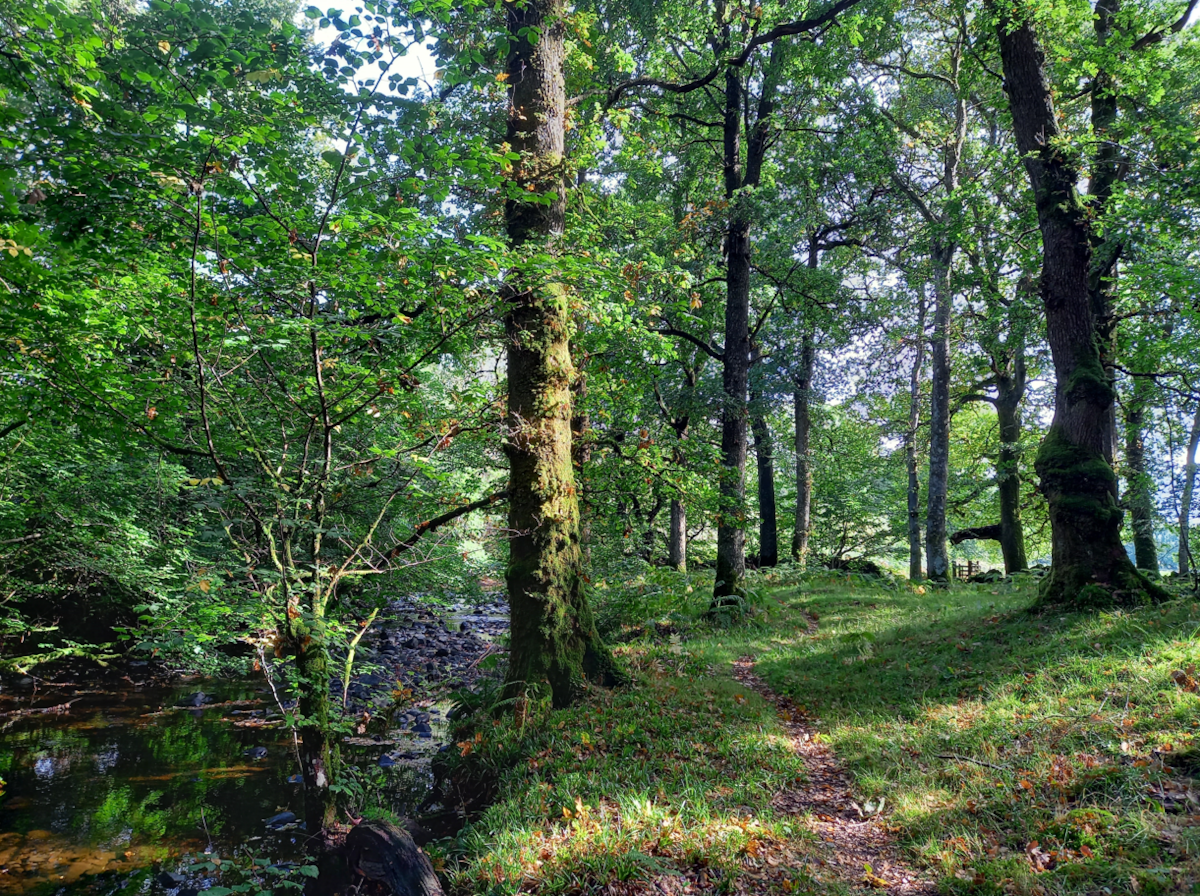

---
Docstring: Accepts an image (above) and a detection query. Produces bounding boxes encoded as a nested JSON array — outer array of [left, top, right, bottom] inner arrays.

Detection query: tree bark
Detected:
[[992, 6, 1166, 607], [995, 386, 1029, 573], [792, 332, 815, 565], [342, 820, 443, 896], [1088, 0, 1124, 466], [712, 37, 787, 603], [668, 498, 687, 572], [293, 620, 337, 834], [1179, 402, 1200, 576], [750, 350, 778, 567], [1122, 376, 1158, 571], [501, 0, 618, 706], [713, 53, 752, 601], [571, 355, 592, 566], [925, 245, 953, 584], [906, 291, 927, 581], [950, 524, 1003, 545]]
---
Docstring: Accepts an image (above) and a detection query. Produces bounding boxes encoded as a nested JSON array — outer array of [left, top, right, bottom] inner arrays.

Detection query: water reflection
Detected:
[[0, 681, 302, 894], [0, 678, 443, 894]]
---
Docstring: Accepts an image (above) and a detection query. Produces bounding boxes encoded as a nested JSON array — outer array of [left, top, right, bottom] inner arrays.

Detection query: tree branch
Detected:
[[601, 0, 864, 109], [656, 322, 724, 361], [385, 491, 508, 559], [1132, 0, 1200, 50]]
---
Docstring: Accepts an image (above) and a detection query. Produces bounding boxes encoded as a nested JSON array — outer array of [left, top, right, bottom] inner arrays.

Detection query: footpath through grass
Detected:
[[437, 573, 1200, 895]]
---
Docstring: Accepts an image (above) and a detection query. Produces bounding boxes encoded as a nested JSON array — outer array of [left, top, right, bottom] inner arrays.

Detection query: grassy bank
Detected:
[[437, 573, 1200, 895]]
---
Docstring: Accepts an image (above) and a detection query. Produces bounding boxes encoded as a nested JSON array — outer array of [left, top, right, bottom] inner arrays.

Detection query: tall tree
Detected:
[[990, 2, 1166, 606], [1180, 402, 1200, 576], [881, 6, 970, 584], [793, 331, 817, 565], [501, 0, 618, 706], [905, 289, 929, 580], [749, 344, 779, 567]]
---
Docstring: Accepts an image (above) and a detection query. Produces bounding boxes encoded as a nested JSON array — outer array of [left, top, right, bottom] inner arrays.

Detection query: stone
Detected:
[[156, 871, 187, 888], [264, 811, 297, 829]]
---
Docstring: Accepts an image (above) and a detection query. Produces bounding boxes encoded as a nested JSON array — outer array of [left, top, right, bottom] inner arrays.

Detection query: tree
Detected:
[[2, 0, 514, 831], [500, 0, 619, 707], [1180, 402, 1200, 576], [603, 0, 868, 603], [990, 2, 1167, 606]]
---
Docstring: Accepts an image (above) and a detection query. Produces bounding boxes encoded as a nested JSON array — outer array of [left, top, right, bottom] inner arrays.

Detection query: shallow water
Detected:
[[0, 677, 436, 895]]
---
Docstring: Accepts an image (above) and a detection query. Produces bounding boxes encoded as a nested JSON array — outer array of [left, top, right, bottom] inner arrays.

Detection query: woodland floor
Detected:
[[438, 572, 1200, 896]]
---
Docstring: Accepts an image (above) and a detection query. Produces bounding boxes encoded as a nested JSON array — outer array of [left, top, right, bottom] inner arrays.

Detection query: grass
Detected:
[[436, 571, 1200, 895]]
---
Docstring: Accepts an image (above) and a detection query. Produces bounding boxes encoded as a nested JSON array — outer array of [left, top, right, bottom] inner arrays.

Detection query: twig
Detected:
[[936, 753, 1009, 771], [257, 643, 302, 771]]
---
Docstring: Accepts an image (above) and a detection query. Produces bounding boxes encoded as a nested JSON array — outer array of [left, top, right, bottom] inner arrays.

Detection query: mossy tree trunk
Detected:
[[792, 332, 815, 565], [993, 7, 1166, 607], [1122, 375, 1159, 572], [501, 0, 617, 707], [290, 602, 338, 833]]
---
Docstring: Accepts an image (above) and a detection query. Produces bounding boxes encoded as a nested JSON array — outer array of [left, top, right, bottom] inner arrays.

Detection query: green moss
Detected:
[[1062, 350, 1115, 406], [1036, 426, 1116, 492]]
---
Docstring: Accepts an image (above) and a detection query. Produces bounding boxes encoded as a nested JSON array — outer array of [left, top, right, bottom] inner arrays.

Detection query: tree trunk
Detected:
[[342, 820, 443, 896], [925, 248, 953, 583], [712, 39, 784, 604], [792, 332, 815, 565], [1123, 376, 1158, 571], [713, 61, 751, 601], [1179, 402, 1200, 576], [668, 498, 687, 572], [750, 356, 778, 568], [1088, 0, 1123, 467], [995, 392, 1029, 573], [906, 292, 927, 581], [501, 0, 617, 706], [992, 6, 1166, 607], [571, 356, 592, 567], [290, 609, 337, 833]]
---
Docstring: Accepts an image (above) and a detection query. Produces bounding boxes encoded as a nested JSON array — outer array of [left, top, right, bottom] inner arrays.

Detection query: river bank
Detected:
[[0, 593, 510, 895]]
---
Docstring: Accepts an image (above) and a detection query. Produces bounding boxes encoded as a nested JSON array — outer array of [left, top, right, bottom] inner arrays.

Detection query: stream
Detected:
[[0, 597, 508, 895]]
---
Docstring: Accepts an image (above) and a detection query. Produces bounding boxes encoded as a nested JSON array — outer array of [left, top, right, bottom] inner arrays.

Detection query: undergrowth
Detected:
[[438, 572, 1200, 895]]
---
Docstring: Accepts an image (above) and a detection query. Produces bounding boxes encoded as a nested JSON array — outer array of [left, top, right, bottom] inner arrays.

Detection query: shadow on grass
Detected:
[[747, 582, 1200, 896], [437, 671, 826, 896]]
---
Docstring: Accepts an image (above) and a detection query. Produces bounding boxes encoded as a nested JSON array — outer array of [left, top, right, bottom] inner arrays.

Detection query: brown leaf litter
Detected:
[[729, 652, 937, 896]]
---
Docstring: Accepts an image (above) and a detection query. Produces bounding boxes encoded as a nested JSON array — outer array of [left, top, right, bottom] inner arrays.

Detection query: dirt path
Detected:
[[732, 656, 937, 896]]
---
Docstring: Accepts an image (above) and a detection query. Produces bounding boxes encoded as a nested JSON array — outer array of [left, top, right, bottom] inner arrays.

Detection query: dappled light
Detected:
[[3, 0, 1200, 893]]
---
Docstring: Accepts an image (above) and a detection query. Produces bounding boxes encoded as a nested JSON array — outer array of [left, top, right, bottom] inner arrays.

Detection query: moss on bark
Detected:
[[1034, 427, 1168, 609]]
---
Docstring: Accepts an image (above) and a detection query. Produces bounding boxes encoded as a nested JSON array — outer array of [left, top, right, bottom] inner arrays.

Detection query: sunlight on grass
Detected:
[[441, 572, 1200, 896], [754, 577, 1200, 896]]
